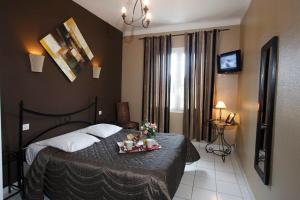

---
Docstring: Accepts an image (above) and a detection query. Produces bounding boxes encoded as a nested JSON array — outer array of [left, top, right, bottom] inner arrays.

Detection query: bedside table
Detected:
[[3, 150, 22, 200], [205, 120, 237, 162]]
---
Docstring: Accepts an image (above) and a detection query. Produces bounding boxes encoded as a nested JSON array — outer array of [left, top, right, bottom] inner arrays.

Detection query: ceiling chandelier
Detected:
[[121, 0, 152, 28]]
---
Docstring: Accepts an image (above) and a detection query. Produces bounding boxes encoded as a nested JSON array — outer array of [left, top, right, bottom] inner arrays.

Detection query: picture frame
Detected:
[[40, 17, 94, 82], [225, 112, 236, 124]]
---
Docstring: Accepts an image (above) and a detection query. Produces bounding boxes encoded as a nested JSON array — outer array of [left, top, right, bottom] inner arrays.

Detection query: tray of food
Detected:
[[117, 133, 161, 154]]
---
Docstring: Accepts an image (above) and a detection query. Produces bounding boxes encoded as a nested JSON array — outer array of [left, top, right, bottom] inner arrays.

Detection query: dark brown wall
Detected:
[[0, 0, 123, 182]]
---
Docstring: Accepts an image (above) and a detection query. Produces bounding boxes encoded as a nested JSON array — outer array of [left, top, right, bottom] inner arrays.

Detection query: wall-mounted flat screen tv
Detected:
[[217, 50, 242, 74]]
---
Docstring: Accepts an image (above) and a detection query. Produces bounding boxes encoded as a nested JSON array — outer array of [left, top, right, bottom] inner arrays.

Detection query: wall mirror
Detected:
[[254, 36, 278, 185]]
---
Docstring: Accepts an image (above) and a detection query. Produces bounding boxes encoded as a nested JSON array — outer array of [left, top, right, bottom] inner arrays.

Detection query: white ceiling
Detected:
[[73, 0, 251, 36]]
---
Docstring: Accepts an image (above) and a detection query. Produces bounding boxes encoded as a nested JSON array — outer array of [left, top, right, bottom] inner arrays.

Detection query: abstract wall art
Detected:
[[40, 18, 94, 82]]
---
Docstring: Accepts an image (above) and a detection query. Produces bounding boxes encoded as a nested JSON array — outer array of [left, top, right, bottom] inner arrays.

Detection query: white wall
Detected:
[[237, 0, 300, 199]]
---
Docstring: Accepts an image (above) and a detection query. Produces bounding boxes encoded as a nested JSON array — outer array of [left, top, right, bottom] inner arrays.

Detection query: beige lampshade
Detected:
[[92, 63, 102, 79], [216, 101, 226, 109], [29, 53, 45, 72]]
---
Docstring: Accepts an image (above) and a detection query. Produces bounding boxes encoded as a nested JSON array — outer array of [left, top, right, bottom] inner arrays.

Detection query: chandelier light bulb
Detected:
[[121, 0, 151, 28], [145, 12, 152, 21], [121, 7, 127, 15], [144, 0, 150, 7]]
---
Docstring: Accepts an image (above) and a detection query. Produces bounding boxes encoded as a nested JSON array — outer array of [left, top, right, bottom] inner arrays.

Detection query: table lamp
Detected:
[[216, 101, 226, 121]]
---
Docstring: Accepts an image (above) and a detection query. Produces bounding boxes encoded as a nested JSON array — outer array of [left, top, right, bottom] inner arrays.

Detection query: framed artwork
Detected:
[[40, 18, 94, 82], [225, 112, 236, 124]]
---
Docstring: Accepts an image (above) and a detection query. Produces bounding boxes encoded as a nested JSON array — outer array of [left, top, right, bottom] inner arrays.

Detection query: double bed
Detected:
[[18, 98, 199, 200]]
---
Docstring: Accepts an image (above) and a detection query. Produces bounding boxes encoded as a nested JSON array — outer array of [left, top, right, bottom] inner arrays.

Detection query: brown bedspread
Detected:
[[25, 130, 199, 200]]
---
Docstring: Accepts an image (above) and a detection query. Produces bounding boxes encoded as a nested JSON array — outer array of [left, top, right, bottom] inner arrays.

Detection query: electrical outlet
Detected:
[[23, 123, 30, 131], [98, 110, 102, 116]]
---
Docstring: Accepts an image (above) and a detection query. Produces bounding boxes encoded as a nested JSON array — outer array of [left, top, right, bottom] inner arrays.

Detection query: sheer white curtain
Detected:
[[170, 47, 185, 113]]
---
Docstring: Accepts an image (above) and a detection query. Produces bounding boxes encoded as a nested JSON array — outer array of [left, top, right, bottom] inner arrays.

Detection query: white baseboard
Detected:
[[234, 154, 256, 200]]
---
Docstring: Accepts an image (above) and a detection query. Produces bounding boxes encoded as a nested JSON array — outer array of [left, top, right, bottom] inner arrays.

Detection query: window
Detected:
[[170, 47, 185, 113]]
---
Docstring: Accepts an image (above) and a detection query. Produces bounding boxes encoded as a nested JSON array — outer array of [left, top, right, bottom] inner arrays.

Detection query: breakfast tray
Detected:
[[117, 141, 161, 154]]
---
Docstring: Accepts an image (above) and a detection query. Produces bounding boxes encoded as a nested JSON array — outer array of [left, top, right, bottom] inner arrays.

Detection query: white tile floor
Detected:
[[4, 142, 254, 200], [173, 142, 254, 200]]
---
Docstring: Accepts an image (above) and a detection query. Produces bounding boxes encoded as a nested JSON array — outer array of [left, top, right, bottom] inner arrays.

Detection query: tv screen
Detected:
[[217, 50, 242, 74]]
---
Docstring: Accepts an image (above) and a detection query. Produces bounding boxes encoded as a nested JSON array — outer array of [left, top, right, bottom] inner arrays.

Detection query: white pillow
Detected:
[[36, 131, 100, 152], [84, 123, 122, 138]]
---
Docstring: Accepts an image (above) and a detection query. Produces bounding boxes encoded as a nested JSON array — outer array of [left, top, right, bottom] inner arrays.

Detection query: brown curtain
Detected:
[[142, 35, 172, 132], [183, 30, 219, 141]]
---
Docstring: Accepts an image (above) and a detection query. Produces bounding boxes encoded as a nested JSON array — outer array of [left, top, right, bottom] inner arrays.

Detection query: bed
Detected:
[[18, 98, 200, 200]]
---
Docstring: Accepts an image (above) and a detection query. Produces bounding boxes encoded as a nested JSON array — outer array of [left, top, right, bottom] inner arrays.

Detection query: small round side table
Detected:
[[205, 120, 236, 162]]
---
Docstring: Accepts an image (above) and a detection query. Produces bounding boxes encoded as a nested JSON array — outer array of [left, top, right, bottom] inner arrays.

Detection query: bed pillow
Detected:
[[36, 131, 100, 152], [84, 123, 123, 138]]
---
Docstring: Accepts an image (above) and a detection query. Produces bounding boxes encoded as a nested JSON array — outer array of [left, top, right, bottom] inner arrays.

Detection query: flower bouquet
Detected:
[[140, 121, 157, 138]]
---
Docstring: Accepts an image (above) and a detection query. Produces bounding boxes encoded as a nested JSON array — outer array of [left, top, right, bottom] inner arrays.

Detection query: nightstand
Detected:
[[205, 120, 237, 162], [3, 150, 22, 200]]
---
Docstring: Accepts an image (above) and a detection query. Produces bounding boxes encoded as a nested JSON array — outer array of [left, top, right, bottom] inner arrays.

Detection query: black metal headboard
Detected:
[[18, 96, 98, 150], [16, 97, 97, 196]]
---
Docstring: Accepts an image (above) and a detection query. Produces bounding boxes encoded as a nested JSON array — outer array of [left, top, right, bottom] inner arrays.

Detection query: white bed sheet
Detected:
[[26, 143, 47, 165]]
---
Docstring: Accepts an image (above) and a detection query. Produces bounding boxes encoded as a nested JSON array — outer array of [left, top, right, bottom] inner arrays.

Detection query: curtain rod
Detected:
[[138, 28, 230, 40]]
